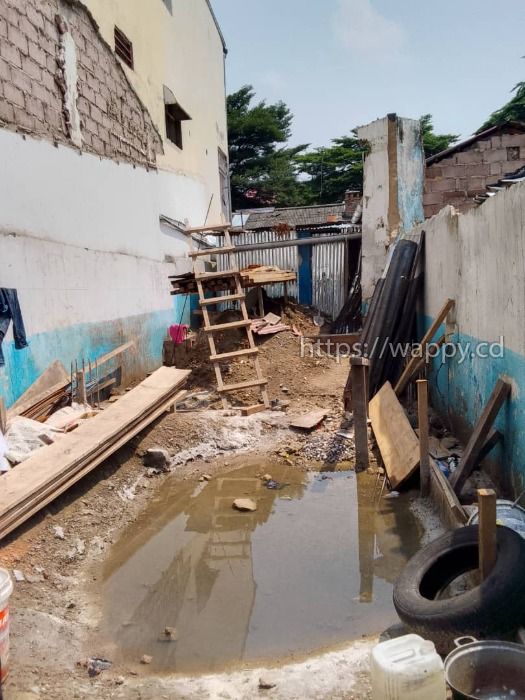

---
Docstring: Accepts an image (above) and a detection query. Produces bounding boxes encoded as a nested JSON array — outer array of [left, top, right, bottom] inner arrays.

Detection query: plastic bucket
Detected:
[[0, 569, 13, 683]]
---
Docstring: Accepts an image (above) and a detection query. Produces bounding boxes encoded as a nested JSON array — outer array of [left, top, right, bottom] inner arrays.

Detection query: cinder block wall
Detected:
[[0, 0, 162, 165], [424, 129, 525, 218]]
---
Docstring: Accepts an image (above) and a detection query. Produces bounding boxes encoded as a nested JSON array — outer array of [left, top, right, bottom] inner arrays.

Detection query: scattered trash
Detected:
[[385, 491, 400, 499], [270, 398, 290, 412], [336, 430, 354, 440], [176, 391, 212, 412], [140, 654, 153, 665], [259, 675, 278, 690], [79, 657, 112, 677], [266, 479, 288, 490], [53, 525, 65, 540], [233, 498, 257, 512]]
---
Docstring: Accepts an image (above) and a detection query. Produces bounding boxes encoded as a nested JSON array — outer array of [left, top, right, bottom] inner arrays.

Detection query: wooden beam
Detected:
[[184, 223, 232, 234], [0, 398, 6, 434], [478, 488, 497, 580], [394, 299, 455, 396], [351, 356, 370, 472], [478, 428, 503, 463], [429, 458, 468, 527], [417, 379, 430, 497], [450, 378, 511, 494]]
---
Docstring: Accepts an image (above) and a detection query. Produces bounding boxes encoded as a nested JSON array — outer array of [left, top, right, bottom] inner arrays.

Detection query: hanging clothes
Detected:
[[0, 288, 28, 366]]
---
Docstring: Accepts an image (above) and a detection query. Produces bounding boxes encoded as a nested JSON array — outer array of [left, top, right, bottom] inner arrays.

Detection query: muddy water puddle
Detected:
[[98, 464, 426, 673]]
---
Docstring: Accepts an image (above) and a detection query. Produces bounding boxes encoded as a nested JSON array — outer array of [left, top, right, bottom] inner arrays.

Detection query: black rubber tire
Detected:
[[393, 525, 525, 654]]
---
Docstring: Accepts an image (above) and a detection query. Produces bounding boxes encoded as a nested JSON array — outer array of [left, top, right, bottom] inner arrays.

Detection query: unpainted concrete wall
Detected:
[[358, 115, 424, 303]]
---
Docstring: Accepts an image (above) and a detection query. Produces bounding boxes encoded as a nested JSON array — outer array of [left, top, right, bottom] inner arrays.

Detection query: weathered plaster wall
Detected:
[[412, 181, 525, 494], [0, 130, 194, 406], [83, 0, 230, 225], [358, 115, 424, 303]]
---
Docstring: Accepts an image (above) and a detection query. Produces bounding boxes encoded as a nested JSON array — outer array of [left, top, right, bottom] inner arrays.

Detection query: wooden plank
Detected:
[[218, 378, 268, 393], [450, 378, 511, 494], [0, 397, 6, 434], [200, 293, 245, 306], [290, 409, 330, 431], [0, 368, 190, 527], [184, 223, 232, 234], [0, 390, 188, 540], [263, 312, 281, 325], [417, 379, 430, 497], [89, 340, 135, 370], [478, 488, 497, 580], [369, 381, 420, 489], [205, 320, 252, 332], [241, 404, 266, 417], [351, 357, 370, 471], [9, 361, 68, 414], [429, 458, 468, 527], [188, 246, 236, 258], [210, 348, 259, 361], [478, 428, 503, 462], [394, 299, 455, 396], [195, 269, 239, 281]]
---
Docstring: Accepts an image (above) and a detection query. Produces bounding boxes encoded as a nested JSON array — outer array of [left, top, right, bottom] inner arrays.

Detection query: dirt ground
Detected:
[[1, 306, 388, 699]]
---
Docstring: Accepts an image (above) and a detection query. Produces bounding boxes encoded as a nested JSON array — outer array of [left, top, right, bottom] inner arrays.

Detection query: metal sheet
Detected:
[[312, 235, 348, 320], [217, 230, 349, 318]]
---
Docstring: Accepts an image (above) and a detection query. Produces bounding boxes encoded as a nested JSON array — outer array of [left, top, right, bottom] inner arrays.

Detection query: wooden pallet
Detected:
[[190, 230, 270, 411]]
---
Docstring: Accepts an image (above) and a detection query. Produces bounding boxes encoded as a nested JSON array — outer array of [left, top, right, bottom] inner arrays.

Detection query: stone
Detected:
[[53, 525, 65, 540], [13, 569, 25, 582], [199, 474, 212, 482], [232, 498, 257, 512], [140, 654, 153, 665], [143, 448, 170, 472], [258, 675, 277, 690], [262, 474, 273, 482]]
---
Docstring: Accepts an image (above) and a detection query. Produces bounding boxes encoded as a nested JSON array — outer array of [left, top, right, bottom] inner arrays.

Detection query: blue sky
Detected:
[[213, 0, 525, 148]]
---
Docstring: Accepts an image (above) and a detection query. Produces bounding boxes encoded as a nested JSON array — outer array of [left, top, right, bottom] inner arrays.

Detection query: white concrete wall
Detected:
[[0, 129, 202, 262]]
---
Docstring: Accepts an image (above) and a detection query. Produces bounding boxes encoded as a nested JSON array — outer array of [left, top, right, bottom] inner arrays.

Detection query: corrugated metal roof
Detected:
[[243, 203, 346, 231]]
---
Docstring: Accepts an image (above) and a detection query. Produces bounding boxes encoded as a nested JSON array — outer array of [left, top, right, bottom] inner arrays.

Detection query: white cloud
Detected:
[[334, 0, 407, 60]]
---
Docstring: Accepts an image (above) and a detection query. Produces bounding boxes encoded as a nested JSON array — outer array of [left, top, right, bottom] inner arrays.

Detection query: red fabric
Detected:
[[169, 324, 189, 345]]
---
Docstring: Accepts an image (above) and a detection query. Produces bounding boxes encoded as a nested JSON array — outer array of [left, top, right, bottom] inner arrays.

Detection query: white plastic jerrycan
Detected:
[[371, 633, 446, 700]]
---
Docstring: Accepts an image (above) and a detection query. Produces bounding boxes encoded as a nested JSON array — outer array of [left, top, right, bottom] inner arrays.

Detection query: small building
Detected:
[[424, 121, 525, 218]]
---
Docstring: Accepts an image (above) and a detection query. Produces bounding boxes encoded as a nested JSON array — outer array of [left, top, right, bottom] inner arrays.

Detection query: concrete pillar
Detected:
[[357, 113, 425, 305]]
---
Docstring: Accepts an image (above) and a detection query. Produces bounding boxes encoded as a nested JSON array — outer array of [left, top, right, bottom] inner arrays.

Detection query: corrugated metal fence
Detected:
[[218, 229, 354, 320]]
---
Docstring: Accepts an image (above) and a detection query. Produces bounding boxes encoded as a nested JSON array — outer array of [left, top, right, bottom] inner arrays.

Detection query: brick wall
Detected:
[[424, 127, 525, 218], [0, 0, 162, 168]]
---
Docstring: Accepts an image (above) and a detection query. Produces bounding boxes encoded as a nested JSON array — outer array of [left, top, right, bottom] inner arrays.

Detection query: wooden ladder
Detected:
[[189, 229, 270, 411]]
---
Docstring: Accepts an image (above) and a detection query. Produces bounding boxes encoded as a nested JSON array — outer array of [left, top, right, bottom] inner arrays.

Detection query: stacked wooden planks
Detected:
[[0, 367, 190, 541], [169, 266, 296, 296]]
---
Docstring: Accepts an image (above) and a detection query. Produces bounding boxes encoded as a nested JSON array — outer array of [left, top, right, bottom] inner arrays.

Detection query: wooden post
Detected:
[[76, 371, 87, 405], [0, 397, 6, 434], [351, 356, 370, 472], [257, 287, 265, 317], [417, 379, 430, 497], [478, 488, 497, 580]]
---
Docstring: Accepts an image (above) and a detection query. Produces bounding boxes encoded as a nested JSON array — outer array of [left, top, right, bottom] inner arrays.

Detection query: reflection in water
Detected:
[[100, 464, 424, 673]]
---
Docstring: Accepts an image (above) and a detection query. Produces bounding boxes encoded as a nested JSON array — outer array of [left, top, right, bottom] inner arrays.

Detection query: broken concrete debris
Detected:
[[140, 654, 153, 665], [143, 448, 171, 472]]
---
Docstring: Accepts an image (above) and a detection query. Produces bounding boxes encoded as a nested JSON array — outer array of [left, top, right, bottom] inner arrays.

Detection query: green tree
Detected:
[[296, 134, 365, 204], [420, 114, 459, 158], [227, 85, 307, 209], [480, 81, 525, 130]]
